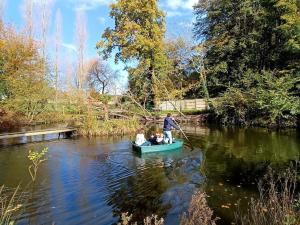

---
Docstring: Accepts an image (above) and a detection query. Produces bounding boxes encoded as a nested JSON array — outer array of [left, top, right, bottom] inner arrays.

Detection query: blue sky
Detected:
[[2, 0, 197, 90]]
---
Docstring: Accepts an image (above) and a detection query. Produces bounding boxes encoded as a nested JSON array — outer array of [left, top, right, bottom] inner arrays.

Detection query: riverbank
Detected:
[[0, 109, 77, 133], [1, 107, 298, 136], [147, 112, 300, 130]]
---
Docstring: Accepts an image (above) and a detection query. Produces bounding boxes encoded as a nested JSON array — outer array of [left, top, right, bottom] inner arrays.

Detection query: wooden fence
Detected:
[[157, 99, 209, 111]]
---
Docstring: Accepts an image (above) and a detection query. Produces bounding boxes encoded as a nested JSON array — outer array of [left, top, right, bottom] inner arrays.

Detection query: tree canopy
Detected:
[[97, 0, 166, 107], [0, 22, 52, 122], [194, 0, 300, 95], [194, 0, 300, 126]]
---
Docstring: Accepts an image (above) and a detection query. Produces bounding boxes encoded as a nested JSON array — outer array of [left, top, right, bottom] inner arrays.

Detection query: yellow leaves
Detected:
[[0, 39, 5, 49], [98, 0, 165, 63], [96, 40, 105, 49], [28, 148, 48, 163], [0, 22, 51, 120]]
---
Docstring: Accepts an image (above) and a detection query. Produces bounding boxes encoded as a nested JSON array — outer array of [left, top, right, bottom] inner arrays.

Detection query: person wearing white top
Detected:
[[135, 128, 151, 146], [156, 133, 164, 144]]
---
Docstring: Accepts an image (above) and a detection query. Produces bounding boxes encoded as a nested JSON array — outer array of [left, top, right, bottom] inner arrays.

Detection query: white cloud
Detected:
[[61, 43, 77, 52], [165, 0, 198, 10], [69, 0, 114, 11]]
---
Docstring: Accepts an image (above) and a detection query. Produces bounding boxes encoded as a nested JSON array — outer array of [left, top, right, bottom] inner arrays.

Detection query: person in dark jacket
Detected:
[[163, 113, 179, 144], [148, 134, 158, 145]]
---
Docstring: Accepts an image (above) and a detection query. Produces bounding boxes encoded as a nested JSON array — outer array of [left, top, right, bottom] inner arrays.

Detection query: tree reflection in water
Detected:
[[108, 165, 171, 224]]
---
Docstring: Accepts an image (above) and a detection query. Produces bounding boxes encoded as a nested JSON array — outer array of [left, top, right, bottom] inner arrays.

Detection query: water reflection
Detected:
[[0, 125, 299, 225], [108, 165, 171, 223]]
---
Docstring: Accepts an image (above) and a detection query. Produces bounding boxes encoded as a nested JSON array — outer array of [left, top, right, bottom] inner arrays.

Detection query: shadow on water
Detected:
[[0, 125, 299, 225]]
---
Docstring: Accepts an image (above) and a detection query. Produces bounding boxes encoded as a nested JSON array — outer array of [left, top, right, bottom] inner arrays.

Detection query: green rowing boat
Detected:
[[132, 139, 184, 154]]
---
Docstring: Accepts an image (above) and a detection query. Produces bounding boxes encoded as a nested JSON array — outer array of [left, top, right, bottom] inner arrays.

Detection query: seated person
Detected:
[[135, 128, 151, 146], [149, 134, 158, 145], [156, 133, 164, 145]]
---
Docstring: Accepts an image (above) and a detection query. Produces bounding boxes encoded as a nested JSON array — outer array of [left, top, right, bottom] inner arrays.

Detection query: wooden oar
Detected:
[[173, 119, 194, 150]]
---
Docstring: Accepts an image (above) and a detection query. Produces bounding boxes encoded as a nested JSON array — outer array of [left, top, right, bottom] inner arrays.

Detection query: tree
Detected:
[[0, 23, 52, 122], [54, 9, 62, 104], [164, 37, 203, 99], [0, 0, 6, 23], [64, 58, 75, 92], [75, 10, 88, 90], [87, 58, 117, 94], [194, 0, 300, 126], [97, 0, 165, 107], [21, 0, 33, 38], [194, 0, 300, 96], [38, 0, 54, 61]]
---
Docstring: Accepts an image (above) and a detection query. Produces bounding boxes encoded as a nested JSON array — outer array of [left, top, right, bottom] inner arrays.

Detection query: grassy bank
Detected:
[[77, 114, 140, 137]]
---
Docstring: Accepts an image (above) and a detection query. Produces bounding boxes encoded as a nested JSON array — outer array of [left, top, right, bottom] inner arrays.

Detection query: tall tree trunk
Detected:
[[75, 11, 87, 90], [147, 55, 155, 109], [22, 0, 33, 38], [54, 10, 62, 109], [39, 0, 53, 79], [0, 0, 6, 23]]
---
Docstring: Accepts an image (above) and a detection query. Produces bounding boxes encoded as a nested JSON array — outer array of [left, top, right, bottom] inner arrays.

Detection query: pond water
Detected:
[[0, 125, 299, 225]]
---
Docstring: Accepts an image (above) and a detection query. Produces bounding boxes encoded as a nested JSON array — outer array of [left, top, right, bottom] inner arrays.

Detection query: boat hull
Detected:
[[132, 140, 184, 154]]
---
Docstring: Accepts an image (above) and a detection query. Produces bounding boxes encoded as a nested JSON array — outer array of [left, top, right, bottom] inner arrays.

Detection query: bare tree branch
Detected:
[[0, 0, 6, 23], [75, 10, 88, 90], [22, 0, 33, 38], [38, 0, 54, 60], [87, 58, 118, 94]]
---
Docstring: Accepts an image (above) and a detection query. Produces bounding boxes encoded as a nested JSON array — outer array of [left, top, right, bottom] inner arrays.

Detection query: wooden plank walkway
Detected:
[[0, 127, 77, 140]]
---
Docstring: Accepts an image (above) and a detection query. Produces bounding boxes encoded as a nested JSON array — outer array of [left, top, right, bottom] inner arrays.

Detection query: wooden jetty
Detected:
[[0, 127, 77, 140]]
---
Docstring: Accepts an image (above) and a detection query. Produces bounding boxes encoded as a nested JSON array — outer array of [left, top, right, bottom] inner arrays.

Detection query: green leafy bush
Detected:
[[213, 88, 250, 125], [213, 71, 300, 127]]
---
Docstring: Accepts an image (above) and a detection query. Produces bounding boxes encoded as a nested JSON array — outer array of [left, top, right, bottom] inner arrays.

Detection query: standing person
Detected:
[[163, 113, 179, 144], [135, 128, 151, 146]]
